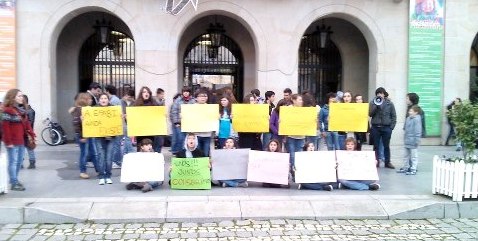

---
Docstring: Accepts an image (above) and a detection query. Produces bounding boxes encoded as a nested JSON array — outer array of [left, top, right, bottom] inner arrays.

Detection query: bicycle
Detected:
[[41, 118, 67, 146]]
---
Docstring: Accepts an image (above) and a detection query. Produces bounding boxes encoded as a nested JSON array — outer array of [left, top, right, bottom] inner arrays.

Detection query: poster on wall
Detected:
[[408, 0, 445, 136], [0, 0, 16, 93]]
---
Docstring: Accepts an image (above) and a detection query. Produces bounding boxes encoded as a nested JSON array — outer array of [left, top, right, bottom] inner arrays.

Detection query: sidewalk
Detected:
[[0, 144, 477, 224]]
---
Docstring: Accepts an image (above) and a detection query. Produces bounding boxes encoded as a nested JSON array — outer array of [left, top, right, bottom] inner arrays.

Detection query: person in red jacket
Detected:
[[2, 89, 34, 191]]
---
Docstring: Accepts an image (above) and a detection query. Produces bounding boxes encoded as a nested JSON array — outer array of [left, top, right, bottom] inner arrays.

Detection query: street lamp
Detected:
[[315, 23, 333, 49], [207, 17, 225, 59], [94, 18, 113, 45]]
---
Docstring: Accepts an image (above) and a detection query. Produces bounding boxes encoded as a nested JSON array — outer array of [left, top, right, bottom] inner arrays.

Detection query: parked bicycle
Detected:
[[41, 118, 67, 146]]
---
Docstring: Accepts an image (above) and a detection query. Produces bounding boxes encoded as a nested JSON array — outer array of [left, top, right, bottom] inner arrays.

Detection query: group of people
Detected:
[[2, 82, 428, 192]]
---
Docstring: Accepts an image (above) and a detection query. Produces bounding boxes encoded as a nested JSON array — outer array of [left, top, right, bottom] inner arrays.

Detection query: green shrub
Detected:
[[447, 101, 478, 163]]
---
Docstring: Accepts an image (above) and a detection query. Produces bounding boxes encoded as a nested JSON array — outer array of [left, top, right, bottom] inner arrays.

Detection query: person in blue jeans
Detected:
[[194, 90, 213, 156], [286, 94, 306, 169], [338, 138, 380, 191], [262, 90, 275, 149], [170, 87, 196, 154], [217, 96, 232, 149], [71, 93, 94, 179], [125, 138, 163, 192], [320, 92, 340, 150], [297, 142, 334, 191], [220, 138, 248, 188]]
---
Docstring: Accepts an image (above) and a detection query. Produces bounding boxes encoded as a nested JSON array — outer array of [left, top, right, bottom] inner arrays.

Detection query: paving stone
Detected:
[[236, 220, 251, 226], [236, 231, 252, 238], [107, 223, 125, 229], [218, 221, 234, 227], [122, 233, 140, 239], [9, 234, 35, 241], [217, 231, 235, 237], [452, 233, 474, 239], [29, 236, 49, 241], [159, 232, 179, 239], [140, 233, 159, 239], [84, 234, 103, 240], [284, 230, 301, 236], [46, 236, 66, 241], [163, 223, 179, 229], [198, 232, 216, 238], [104, 233, 122, 239], [125, 223, 143, 229], [20, 224, 38, 229], [73, 223, 90, 229], [201, 223, 218, 227], [16, 228, 38, 235]]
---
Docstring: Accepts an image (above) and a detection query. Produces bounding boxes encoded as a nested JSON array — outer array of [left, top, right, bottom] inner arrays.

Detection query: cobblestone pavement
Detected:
[[1, 219, 478, 241]]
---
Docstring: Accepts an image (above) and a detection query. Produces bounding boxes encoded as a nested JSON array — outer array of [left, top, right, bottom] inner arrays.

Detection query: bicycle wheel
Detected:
[[41, 128, 62, 146]]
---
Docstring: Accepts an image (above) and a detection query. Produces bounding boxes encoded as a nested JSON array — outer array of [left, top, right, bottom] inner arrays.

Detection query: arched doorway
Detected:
[[470, 36, 478, 102], [56, 11, 134, 137], [298, 17, 369, 105], [178, 15, 256, 102], [183, 31, 243, 99]]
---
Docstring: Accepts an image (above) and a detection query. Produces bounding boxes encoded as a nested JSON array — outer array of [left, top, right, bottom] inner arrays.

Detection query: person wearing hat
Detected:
[[369, 87, 396, 169]]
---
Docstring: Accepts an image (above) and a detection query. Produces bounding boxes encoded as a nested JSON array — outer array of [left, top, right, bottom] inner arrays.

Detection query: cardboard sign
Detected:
[[231, 104, 269, 132], [328, 103, 369, 132], [294, 151, 337, 183], [170, 157, 211, 189], [279, 107, 317, 136], [120, 152, 165, 182], [126, 106, 168, 136], [82, 106, 123, 137], [211, 149, 249, 180], [181, 104, 219, 132], [336, 151, 379, 180], [247, 150, 290, 185]]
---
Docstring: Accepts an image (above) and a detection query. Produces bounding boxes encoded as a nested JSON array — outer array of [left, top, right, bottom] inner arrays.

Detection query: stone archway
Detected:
[[470, 35, 478, 102], [55, 11, 134, 137]]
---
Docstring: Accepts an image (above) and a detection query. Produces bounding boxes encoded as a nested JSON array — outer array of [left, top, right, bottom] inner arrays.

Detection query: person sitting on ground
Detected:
[[125, 138, 164, 193], [296, 142, 334, 191], [219, 138, 248, 188], [338, 137, 380, 191]]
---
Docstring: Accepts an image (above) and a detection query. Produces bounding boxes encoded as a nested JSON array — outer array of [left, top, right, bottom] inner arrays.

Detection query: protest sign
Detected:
[[120, 152, 165, 182], [328, 103, 369, 132], [247, 150, 289, 185], [170, 157, 211, 189], [126, 106, 167, 136], [279, 107, 317, 136], [82, 106, 123, 137], [294, 151, 337, 183], [231, 104, 269, 132], [336, 151, 379, 180], [181, 104, 219, 132], [211, 149, 249, 180]]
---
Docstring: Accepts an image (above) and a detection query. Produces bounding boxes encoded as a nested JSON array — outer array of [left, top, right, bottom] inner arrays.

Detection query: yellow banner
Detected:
[[279, 107, 317, 136], [181, 104, 219, 132], [328, 103, 369, 132], [232, 104, 269, 133], [82, 106, 123, 137], [126, 106, 167, 136]]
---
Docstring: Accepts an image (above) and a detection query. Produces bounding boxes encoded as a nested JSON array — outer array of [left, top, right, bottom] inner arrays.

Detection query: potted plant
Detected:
[[432, 101, 478, 201]]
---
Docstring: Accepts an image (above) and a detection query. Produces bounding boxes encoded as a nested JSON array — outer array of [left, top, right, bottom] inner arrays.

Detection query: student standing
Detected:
[[2, 89, 34, 191], [269, 99, 291, 145], [320, 93, 340, 150], [286, 94, 306, 169], [354, 94, 368, 151], [397, 105, 422, 175], [238, 94, 262, 150], [217, 96, 232, 149], [21, 95, 36, 169], [71, 93, 93, 179], [170, 87, 196, 154], [193, 90, 213, 157], [133, 86, 158, 152], [262, 91, 275, 149]]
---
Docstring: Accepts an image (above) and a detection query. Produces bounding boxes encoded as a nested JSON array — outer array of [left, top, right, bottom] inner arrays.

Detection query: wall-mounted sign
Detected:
[[166, 0, 198, 15]]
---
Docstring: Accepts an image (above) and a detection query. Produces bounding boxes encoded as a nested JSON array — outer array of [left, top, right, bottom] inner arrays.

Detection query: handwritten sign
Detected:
[[82, 106, 123, 137], [279, 107, 317, 136], [170, 157, 211, 189], [336, 151, 379, 180], [232, 104, 269, 132], [126, 106, 167, 136], [328, 103, 369, 132], [181, 104, 219, 132], [211, 149, 249, 180], [120, 153, 165, 182], [247, 150, 290, 185], [294, 151, 337, 183]]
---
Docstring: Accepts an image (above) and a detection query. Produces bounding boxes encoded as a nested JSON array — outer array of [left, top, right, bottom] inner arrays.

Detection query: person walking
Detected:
[[369, 87, 397, 169], [21, 95, 36, 169]]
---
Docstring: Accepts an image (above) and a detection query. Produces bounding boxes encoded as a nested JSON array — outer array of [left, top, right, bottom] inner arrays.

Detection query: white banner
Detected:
[[294, 151, 337, 183], [120, 153, 165, 182]]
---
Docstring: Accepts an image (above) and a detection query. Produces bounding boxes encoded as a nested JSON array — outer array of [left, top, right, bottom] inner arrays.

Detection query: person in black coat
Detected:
[[175, 133, 206, 158]]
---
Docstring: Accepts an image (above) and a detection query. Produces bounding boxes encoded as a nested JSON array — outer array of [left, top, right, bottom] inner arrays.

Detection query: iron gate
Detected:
[[298, 36, 342, 105], [183, 33, 243, 100], [79, 31, 135, 96]]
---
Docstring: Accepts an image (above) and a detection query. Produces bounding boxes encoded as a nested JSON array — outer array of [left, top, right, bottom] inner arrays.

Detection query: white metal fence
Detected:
[[432, 155, 478, 201]]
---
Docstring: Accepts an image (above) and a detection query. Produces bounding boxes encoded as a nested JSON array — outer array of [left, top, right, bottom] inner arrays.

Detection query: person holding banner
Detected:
[[369, 87, 396, 169], [338, 138, 380, 190], [125, 138, 163, 192], [217, 96, 232, 149], [133, 86, 159, 152], [176, 133, 206, 158], [193, 90, 214, 156], [219, 138, 248, 188], [170, 87, 196, 154], [96, 93, 121, 185], [320, 92, 340, 150], [354, 94, 368, 151], [238, 94, 262, 151], [269, 99, 291, 146], [296, 142, 334, 191], [71, 93, 93, 179], [262, 139, 288, 188], [286, 94, 306, 169], [261, 91, 275, 149]]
